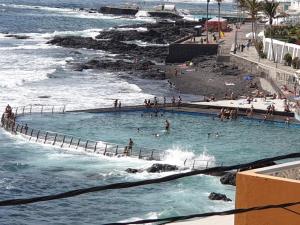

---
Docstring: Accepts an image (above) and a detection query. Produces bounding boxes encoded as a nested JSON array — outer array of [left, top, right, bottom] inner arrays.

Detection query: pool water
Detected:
[[19, 111, 300, 166]]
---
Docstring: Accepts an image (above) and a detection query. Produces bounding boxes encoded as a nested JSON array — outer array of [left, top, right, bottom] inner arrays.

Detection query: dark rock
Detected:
[[220, 172, 236, 186], [208, 192, 232, 202], [125, 168, 142, 173], [5, 34, 30, 39], [146, 163, 178, 173], [125, 163, 179, 174]]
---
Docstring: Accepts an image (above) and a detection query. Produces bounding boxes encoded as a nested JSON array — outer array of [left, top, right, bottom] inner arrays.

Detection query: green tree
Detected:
[[244, 0, 262, 39], [261, 0, 280, 62]]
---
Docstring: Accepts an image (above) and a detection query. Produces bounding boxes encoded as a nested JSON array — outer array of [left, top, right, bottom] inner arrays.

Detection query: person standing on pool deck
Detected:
[[128, 138, 134, 154], [165, 120, 170, 132], [114, 99, 118, 108]]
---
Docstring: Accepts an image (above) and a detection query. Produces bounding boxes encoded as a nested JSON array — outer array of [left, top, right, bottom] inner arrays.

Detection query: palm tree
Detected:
[[261, 0, 279, 62], [243, 0, 262, 40], [215, 0, 223, 40]]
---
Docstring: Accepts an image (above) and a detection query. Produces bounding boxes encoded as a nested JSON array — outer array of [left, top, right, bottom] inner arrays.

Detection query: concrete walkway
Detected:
[[194, 97, 288, 112], [169, 215, 234, 225]]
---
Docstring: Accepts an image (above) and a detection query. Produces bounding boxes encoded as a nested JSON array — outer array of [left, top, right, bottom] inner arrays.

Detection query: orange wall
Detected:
[[235, 171, 300, 225]]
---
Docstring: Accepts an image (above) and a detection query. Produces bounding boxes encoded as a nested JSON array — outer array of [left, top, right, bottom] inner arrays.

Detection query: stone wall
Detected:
[[166, 43, 218, 63], [230, 53, 295, 93]]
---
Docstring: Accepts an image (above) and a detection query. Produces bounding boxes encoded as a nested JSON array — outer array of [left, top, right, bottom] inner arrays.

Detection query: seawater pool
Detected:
[[1, 111, 300, 224], [18, 111, 300, 165]]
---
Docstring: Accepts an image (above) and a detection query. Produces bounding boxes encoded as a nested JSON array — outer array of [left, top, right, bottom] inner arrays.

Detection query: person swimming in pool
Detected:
[[165, 120, 170, 132]]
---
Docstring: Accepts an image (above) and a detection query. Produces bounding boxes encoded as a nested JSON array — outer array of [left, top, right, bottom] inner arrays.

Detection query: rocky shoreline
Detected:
[[47, 20, 266, 98]]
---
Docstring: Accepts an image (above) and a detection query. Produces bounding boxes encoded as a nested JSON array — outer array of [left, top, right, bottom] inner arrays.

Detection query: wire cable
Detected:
[[103, 201, 300, 225]]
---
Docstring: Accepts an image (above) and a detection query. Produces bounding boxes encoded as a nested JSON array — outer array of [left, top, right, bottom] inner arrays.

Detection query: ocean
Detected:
[[0, 0, 283, 224]]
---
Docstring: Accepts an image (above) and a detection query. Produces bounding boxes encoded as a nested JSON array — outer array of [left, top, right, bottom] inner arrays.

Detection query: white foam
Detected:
[[163, 146, 216, 168]]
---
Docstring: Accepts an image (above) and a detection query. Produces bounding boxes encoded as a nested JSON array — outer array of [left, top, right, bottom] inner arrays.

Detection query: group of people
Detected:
[[218, 108, 239, 121], [143, 96, 182, 108], [113, 99, 121, 109]]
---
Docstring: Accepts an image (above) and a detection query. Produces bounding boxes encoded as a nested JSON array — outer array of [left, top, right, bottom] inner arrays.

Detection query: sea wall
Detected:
[[166, 43, 218, 63], [230, 53, 295, 93]]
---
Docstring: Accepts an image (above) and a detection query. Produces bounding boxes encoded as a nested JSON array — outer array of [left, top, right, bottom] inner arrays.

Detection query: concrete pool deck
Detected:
[[70, 98, 297, 124], [193, 97, 289, 112]]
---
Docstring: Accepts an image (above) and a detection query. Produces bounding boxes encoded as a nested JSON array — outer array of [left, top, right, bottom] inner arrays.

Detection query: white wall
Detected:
[[263, 38, 300, 63]]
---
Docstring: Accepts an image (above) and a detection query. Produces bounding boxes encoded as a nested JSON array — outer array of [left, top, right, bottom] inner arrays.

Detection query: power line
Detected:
[[0, 152, 300, 207], [103, 201, 300, 225]]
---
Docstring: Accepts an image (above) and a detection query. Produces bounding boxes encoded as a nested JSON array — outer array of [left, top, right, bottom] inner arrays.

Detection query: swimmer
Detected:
[[215, 132, 219, 138], [137, 128, 140, 132], [165, 119, 170, 131], [153, 133, 160, 137], [208, 133, 211, 138], [285, 117, 290, 126]]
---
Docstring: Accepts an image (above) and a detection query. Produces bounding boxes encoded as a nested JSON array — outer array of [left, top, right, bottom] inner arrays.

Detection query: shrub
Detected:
[[292, 57, 300, 69], [284, 53, 292, 66], [260, 52, 267, 59]]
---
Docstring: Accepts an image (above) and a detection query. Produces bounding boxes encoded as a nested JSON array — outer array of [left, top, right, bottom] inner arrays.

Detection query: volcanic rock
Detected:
[[146, 163, 178, 173], [208, 192, 232, 202], [220, 172, 236, 186]]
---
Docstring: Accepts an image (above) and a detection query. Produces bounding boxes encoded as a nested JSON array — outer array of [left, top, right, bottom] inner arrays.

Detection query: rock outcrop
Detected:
[[126, 163, 179, 174], [220, 172, 236, 186], [208, 192, 232, 202]]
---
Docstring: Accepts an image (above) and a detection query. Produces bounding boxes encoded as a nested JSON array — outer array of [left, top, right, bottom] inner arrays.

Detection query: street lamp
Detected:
[[206, 0, 210, 44]]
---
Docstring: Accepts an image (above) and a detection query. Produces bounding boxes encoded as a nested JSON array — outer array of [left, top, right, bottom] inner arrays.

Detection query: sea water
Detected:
[[0, 0, 259, 224]]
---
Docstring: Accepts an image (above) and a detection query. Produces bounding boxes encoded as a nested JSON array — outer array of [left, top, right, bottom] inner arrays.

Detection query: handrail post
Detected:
[[62, 105, 65, 114], [94, 142, 97, 152], [25, 126, 28, 135], [20, 125, 23, 134], [76, 138, 81, 149], [150, 150, 154, 160], [22, 106, 25, 116], [52, 106, 54, 114], [44, 132, 48, 144], [15, 124, 19, 132], [192, 160, 196, 170], [30, 105, 32, 114], [184, 158, 187, 166], [85, 140, 89, 151], [53, 133, 57, 145], [206, 161, 209, 168], [29, 129, 34, 140], [139, 149, 142, 159], [115, 145, 118, 155], [41, 105, 43, 114], [103, 144, 107, 155], [36, 130, 40, 142], [15, 108, 18, 117], [61, 135, 66, 148], [69, 137, 73, 147]]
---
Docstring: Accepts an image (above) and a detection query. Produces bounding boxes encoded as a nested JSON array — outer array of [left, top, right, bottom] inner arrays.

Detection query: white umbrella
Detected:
[[258, 31, 264, 37], [245, 32, 255, 38]]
